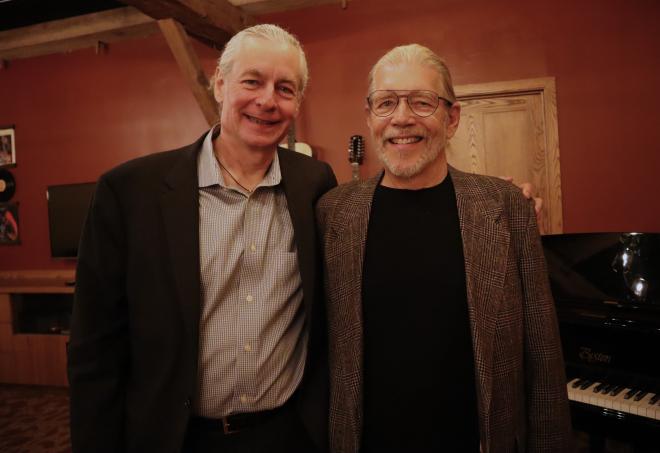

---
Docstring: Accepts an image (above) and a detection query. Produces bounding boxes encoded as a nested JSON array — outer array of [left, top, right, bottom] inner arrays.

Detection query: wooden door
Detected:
[[448, 77, 562, 234]]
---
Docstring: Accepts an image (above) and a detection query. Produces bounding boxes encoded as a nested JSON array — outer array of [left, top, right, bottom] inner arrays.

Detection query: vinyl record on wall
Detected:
[[0, 168, 16, 202]]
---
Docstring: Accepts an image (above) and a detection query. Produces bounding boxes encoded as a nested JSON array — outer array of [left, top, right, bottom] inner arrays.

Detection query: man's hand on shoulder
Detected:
[[498, 176, 543, 223]]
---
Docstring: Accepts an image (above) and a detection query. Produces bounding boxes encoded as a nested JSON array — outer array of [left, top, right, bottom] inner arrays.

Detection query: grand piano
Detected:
[[542, 232, 660, 452]]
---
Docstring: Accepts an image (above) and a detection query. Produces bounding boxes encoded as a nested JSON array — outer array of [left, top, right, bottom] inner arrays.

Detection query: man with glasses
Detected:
[[317, 44, 571, 452]]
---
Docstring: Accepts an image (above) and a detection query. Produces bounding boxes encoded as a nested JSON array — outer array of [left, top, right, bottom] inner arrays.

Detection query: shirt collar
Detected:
[[197, 125, 282, 190]]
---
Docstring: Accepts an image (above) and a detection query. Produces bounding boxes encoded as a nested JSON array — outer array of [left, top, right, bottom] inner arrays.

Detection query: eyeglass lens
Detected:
[[368, 90, 443, 117]]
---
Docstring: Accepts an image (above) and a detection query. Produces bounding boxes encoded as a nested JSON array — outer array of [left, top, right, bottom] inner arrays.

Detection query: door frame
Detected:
[[454, 77, 563, 234]]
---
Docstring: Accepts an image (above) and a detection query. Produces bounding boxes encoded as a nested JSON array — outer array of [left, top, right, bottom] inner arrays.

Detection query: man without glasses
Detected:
[[68, 24, 336, 453]]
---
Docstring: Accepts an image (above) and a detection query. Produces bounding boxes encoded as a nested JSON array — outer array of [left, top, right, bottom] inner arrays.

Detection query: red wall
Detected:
[[0, 36, 218, 270], [1, 0, 659, 270], [272, 0, 660, 233]]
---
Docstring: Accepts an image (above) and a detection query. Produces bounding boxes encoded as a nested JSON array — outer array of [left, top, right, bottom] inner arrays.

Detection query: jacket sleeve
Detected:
[[68, 175, 129, 453], [315, 164, 338, 239], [517, 197, 573, 452], [321, 162, 338, 200]]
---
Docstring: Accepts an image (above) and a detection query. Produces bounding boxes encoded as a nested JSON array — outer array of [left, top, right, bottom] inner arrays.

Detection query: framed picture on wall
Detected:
[[0, 126, 16, 167], [0, 202, 19, 245]]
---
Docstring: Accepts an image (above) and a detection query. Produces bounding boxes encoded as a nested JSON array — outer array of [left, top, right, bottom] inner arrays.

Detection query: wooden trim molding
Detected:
[[0, 270, 76, 294]]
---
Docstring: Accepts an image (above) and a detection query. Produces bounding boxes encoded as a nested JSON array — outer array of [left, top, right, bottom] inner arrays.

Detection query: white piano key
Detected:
[[611, 388, 633, 412], [650, 399, 660, 421], [566, 378, 580, 402], [592, 390, 612, 409], [587, 382, 604, 406], [632, 393, 654, 417], [568, 379, 596, 404], [566, 377, 660, 423], [629, 392, 643, 416], [578, 382, 597, 403]]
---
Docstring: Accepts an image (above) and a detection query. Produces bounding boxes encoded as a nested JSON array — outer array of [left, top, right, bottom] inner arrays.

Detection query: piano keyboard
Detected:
[[567, 378, 660, 420]]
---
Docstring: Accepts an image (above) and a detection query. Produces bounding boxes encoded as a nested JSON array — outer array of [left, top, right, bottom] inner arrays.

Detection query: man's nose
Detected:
[[255, 85, 276, 108], [390, 98, 415, 125]]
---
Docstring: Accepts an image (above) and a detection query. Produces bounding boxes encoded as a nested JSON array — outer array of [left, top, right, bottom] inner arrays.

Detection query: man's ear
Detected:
[[293, 97, 301, 118], [213, 68, 224, 105], [446, 102, 461, 139], [365, 102, 373, 132]]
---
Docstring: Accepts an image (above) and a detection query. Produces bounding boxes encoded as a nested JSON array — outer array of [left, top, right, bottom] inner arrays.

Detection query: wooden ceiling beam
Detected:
[[158, 19, 219, 126], [0, 7, 158, 61], [232, 0, 347, 15], [121, 0, 256, 46]]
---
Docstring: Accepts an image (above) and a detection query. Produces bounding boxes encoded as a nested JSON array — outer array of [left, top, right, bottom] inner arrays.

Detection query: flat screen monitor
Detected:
[[46, 182, 96, 259]]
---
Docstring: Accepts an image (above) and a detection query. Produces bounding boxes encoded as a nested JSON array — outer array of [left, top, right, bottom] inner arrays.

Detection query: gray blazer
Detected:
[[316, 167, 571, 453]]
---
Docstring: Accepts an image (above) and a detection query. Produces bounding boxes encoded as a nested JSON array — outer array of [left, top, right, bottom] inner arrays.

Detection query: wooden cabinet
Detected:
[[0, 270, 75, 387]]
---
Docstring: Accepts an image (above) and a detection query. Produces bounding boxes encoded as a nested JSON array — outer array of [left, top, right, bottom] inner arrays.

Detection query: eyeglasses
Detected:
[[367, 90, 454, 117]]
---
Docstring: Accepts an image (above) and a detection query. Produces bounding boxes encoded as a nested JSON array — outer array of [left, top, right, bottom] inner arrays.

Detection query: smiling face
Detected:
[[214, 36, 302, 155], [367, 62, 461, 188]]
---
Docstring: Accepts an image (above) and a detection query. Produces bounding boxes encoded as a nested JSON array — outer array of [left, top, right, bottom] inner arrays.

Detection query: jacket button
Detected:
[[184, 398, 191, 408]]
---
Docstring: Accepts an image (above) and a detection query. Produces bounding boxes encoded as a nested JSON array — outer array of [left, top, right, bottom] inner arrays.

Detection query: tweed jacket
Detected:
[[316, 167, 572, 453]]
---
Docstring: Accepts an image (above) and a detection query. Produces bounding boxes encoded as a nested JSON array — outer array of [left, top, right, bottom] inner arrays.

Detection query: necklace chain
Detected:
[[217, 158, 253, 193]]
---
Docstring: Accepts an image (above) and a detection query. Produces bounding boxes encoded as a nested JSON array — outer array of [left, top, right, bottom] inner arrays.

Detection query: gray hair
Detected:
[[215, 24, 309, 96], [368, 44, 456, 102]]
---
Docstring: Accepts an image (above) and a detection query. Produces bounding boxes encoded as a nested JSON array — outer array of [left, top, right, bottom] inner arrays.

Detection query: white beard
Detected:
[[376, 139, 443, 179]]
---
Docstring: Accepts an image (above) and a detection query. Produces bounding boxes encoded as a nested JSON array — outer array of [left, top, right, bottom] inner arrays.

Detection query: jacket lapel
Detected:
[[278, 149, 317, 318], [333, 174, 381, 337], [160, 139, 203, 346], [328, 175, 380, 451], [449, 167, 509, 452]]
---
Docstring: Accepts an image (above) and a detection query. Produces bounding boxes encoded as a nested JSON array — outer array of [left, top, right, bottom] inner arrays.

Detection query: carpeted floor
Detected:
[[0, 383, 638, 453], [0, 384, 70, 453]]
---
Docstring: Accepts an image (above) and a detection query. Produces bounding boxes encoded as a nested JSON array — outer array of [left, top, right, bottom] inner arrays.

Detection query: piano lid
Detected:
[[542, 232, 660, 306]]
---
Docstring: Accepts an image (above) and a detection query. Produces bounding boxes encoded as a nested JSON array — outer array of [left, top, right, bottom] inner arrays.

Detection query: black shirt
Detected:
[[361, 175, 480, 453]]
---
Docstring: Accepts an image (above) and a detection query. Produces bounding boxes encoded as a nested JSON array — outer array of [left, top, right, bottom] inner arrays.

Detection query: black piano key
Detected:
[[624, 389, 638, 400], [593, 382, 606, 393], [633, 391, 649, 402], [649, 394, 660, 405], [571, 379, 584, 389], [579, 380, 594, 390], [600, 384, 613, 394], [609, 385, 625, 396]]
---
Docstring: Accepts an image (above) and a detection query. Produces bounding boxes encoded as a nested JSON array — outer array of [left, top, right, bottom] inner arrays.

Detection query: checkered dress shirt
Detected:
[[194, 128, 306, 417]]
